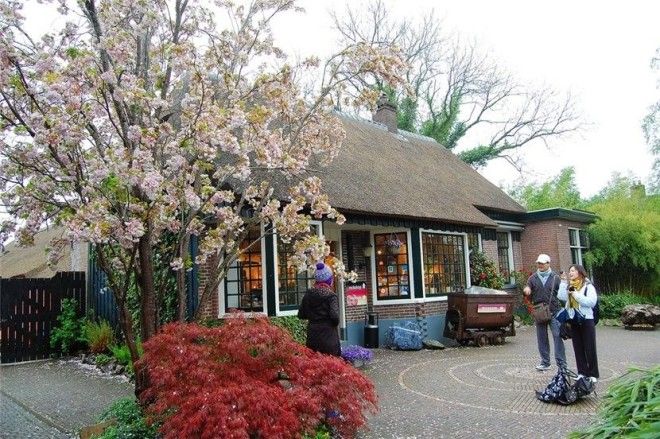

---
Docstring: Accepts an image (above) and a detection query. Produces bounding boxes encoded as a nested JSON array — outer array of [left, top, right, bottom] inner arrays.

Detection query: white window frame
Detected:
[[569, 228, 587, 266], [419, 229, 470, 302], [370, 228, 416, 305], [218, 222, 268, 317], [274, 220, 323, 316], [495, 221, 524, 286]]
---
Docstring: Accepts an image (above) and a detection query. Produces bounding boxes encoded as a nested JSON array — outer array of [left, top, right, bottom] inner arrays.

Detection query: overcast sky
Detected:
[[20, 0, 660, 198], [272, 0, 660, 197]]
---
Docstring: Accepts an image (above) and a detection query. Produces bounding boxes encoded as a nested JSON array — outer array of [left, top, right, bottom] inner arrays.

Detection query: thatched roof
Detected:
[[0, 227, 72, 278], [316, 114, 525, 227]]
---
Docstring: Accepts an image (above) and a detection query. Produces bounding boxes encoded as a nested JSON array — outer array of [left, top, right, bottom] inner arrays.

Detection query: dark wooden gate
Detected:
[[1, 272, 85, 364]]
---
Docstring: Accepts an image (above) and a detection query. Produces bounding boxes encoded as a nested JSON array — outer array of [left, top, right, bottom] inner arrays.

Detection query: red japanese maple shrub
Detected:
[[136, 314, 377, 438]]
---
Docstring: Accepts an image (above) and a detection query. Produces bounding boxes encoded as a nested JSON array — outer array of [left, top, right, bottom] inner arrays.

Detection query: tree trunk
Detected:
[[138, 230, 158, 341], [176, 233, 190, 321]]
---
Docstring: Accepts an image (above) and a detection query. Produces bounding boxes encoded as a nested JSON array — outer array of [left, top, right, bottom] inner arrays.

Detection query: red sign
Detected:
[[477, 304, 506, 313], [346, 284, 367, 306]]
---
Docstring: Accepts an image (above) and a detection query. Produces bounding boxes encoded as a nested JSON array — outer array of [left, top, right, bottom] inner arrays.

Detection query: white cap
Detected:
[[536, 254, 551, 263]]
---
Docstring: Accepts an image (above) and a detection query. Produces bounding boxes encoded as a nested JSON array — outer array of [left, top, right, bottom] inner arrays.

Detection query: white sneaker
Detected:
[[536, 363, 551, 371], [589, 377, 598, 383]]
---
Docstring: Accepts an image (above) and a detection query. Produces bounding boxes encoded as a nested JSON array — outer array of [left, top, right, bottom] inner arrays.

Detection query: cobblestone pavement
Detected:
[[0, 359, 133, 439], [362, 325, 660, 439], [0, 326, 657, 439]]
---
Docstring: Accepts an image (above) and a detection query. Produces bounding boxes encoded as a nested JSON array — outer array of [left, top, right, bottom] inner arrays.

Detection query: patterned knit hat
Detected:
[[314, 262, 333, 286]]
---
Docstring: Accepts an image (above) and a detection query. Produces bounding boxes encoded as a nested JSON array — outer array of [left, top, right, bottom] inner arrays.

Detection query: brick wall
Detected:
[[521, 219, 586, 273], [512, 239, 523, 272], [482, 239, 498, 267], [196, 260, 218, 320]]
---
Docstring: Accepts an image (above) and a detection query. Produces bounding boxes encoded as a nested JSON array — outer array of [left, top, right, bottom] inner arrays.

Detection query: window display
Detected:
[[374, 232, 409, 300]]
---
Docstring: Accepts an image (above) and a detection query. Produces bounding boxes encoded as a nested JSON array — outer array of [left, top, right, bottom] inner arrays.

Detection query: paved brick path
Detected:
[[0, 359, 133, 438], [0, 325, 657, 438], [362, 325, 660, 439]]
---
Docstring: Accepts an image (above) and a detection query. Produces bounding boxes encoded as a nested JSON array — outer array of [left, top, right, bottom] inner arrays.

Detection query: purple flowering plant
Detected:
[[384, 234, 402, 248], [341, 345, 374, 365]]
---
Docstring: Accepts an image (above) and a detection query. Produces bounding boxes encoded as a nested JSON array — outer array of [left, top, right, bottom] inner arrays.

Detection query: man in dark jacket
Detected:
[[523, 254, 566, 371], [297, 262, 341, 356]]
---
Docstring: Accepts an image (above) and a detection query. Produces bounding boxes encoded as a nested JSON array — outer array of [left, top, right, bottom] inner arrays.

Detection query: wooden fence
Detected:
[[1, 272, 85, 364]]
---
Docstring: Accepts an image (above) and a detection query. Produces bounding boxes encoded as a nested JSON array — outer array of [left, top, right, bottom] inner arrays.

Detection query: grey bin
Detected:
[[364, 312, 379, 348]]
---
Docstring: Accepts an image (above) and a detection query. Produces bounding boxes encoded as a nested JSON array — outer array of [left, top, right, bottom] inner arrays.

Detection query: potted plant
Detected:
[[385, 234, 403, 255], [341, 345, 374, 368]]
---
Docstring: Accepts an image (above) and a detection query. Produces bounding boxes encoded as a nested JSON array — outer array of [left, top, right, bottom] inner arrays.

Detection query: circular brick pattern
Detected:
[[398, 355, 607, 414]]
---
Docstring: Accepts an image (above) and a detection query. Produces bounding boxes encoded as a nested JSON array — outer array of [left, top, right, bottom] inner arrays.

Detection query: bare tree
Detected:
[[332, 0, 581, 169]]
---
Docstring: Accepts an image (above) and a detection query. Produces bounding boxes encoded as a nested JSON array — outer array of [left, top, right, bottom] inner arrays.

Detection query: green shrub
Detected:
[[50, 298, 86, 355], [598, 292, 657, 319], [270, 315, 308, 344], [569, 365, 660, 438], [93, 397, 158, 439], [514, 307, 534, 326], [83, 319, 115, 354], [94, 353, 112, 366], [109, 342, 142, 376], [469, 250, 505, 289]]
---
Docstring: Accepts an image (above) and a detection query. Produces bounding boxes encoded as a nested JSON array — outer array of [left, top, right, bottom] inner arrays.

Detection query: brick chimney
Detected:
[[372, 93, 397, 133]]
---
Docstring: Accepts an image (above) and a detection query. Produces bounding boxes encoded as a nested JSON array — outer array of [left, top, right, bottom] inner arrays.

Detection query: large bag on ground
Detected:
[[536, 367, 577, 405], [536, 367, 594, 405], [385, 321, 423, 350]]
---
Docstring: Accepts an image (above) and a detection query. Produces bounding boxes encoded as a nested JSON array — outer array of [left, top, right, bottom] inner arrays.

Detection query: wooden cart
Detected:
[[443, 290, 516, 347]]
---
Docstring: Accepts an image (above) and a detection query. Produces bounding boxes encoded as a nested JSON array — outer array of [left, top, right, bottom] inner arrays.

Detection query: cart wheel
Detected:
[[492, 334, 504, 345], [476, 334, 489, 347]]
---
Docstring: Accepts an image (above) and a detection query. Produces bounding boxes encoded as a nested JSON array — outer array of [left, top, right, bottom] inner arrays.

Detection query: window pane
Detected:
[[571, 248, 581, 265], [375, 232, 410, 300], [496, 232, 511, 278], [579, 229, 589, 248], [467, 232, 480, 251], [569, 229, 578, 247], [278, 239, 314, 310], [422, 233, 466, 296], [225, 228, 263, 312]]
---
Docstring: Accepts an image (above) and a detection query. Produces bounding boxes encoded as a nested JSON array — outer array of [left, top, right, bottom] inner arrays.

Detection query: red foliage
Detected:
[[136, 314, 378, 438]]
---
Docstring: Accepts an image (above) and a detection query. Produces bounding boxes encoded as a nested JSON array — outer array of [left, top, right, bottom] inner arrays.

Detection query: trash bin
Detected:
[[364, 312, 379, 348]]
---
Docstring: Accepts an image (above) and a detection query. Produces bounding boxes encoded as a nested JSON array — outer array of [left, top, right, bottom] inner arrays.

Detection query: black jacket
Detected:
[[527, 271, 562, 314], [297, 286, 340, 356]]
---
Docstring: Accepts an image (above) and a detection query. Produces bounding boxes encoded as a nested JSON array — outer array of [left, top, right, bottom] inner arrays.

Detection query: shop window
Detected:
[[422, 232, 467, 296], [497, 232, 513, 283], [569, 228, 589, 265], [277, 224, 320, 311], [374, 232, 410, 300], [225, 227, 263, 312]]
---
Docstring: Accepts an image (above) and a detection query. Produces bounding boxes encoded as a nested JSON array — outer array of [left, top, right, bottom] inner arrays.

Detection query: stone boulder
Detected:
[[621, 304, 660, 328]]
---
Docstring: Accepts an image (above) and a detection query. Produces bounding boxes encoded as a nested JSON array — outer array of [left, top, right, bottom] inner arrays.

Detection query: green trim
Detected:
[[410, 228, 424, 299], [525, 208, 597, 224], [264, 229, 276, 316], [344, 212, 483, 233]]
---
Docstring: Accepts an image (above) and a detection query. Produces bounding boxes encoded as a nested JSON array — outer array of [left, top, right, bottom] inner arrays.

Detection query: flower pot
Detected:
[[386, 244, 401, 255]]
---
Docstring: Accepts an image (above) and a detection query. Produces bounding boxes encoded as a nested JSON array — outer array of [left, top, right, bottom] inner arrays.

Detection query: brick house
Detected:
[[199, 100, 597, 346]]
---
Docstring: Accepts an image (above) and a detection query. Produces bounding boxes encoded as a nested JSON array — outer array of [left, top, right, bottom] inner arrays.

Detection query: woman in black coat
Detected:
[[297, 262, 341, 356]]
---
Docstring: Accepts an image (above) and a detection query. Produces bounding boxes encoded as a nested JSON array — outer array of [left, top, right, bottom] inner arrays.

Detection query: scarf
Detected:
[[568, 278, 584, 309], [536, 269, 551, 285]]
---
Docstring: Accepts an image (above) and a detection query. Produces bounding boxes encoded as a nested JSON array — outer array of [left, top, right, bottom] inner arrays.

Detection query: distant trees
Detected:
[[509, 171, 659, 296], [585, 178, 659, 296], [508, 167, 585, 211], [331, 0, 581, 169]]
